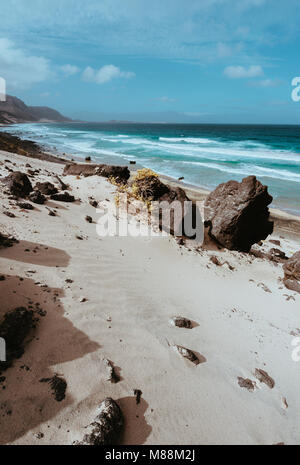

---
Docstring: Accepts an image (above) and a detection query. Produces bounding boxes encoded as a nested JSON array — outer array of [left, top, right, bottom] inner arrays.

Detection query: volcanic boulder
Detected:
[[283, 251, 300, 293], [204, 175, 273, 252], [3, 171, 33, 197]]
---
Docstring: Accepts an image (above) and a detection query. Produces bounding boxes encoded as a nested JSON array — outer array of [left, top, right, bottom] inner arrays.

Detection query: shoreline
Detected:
[[1, 128, 300, 239]]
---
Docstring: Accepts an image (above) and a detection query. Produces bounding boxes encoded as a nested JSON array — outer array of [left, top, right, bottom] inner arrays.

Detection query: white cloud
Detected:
[[61, 64, 80, 76], [0, 38, 51, 89], [156, 96, 176, 102], [251, 78, 282, 87], [82, 65, 135, 84], [224, 65, 263, 78]]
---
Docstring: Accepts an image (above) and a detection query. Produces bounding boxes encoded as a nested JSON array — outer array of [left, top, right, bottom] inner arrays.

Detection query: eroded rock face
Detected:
[[79, 398, 124, 445], [63, 163, 130, 183], [204, 176, 273, 252], [283, 251, 300, 293], [3, 171, 33, 197]]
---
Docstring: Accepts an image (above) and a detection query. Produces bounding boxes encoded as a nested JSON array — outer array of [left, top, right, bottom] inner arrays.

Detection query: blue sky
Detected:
[[1, 0, 300, 123]]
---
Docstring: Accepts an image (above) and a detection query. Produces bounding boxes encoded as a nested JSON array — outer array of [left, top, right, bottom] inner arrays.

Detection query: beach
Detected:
[[0, 140, 300, 445]]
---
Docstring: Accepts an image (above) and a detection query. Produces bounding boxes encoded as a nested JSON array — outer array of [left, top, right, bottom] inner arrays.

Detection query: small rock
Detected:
[[78, 398, 124, 445], [103, 359, 120, 383], [281, 397, 288, 409], [35, 182, 58, 195], [3, 211, 15, 218], [270, 239, 281, 246], [134, 389, 142, 404], [50, 192, 75, 202], [170, 316, 192, 329], [85, 215, 93, 223], [28, 190, 46, 205], [254, 368, 275, 389], [89, 199, 98, 208], [17, 202, 34, 210], [237, 377, 256, 392], [173, 345, 201, 365]]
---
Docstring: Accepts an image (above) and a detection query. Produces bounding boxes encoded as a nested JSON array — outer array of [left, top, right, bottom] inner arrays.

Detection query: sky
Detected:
[[1, 0, 300, 124]]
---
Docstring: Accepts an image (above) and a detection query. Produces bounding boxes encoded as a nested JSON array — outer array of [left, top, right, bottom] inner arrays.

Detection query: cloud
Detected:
[[82, 65, 135, 84], [156, 96, 176, 102], [0, 38, 51, 89], [224, 65, 263, 78], [61, 64, 80, 76], [250, 78, 282, 87]]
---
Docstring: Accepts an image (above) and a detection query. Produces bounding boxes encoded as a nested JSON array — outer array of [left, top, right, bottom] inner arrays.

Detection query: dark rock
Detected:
[[3, 171, 33, 197], [3, 211, 15, 218], [133, 389, 142, 404], [28, 190, 46, 205], [94, 165, 130, 184], [50, 192, 75, 202], [254, 369, 275, 389], [237, 377, 256, 391], [85, 156, 91, 162], [47, 208, 56, 217], [210, 255, 222, 266], [89, 199, 98, 208], [268, 247, 287, 263], [34, 181, 58, 195], [0, 232, 18, 248], [283, 251, 300, 293], [103, 359, 120, 383], [85, 215, 93, 223], [0, 307, 36, 372], [17, 202, 34, 210], [129, 160, 136, 165], [78, 398, 124, 445], [170, 316, 192, 328], [40, 375, 67, 402], [173, 345, 201, 365], [204, 176, 273, 252], [270, 239, 281, 246], [133, 174, 169, 201], [63, 163, 130, 183]]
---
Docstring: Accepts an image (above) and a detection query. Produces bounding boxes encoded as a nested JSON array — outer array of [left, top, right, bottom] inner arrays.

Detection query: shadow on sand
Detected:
[[0, 273, 100, 444]]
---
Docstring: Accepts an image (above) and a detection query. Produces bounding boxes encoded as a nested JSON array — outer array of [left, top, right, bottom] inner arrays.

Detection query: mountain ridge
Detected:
[[0, 95, 71, 124]]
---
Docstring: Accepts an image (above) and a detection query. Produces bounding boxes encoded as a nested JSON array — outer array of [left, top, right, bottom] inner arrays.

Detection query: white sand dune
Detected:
[[0, 150, 299, 445]]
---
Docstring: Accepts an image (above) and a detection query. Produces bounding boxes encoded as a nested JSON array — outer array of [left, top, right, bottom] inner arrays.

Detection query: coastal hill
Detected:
[[0, 95, 71, 124]]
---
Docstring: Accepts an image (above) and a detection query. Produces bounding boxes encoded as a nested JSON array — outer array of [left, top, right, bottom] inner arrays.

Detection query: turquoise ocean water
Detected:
[[1, 122, 300, 215]]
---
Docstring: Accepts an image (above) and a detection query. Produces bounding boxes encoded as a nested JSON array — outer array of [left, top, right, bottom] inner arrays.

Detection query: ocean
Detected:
[[1, 122, 300, 215]]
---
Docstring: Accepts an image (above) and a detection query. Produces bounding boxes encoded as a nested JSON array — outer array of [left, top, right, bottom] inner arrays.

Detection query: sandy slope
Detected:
[[0, 150, 299, 445]]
